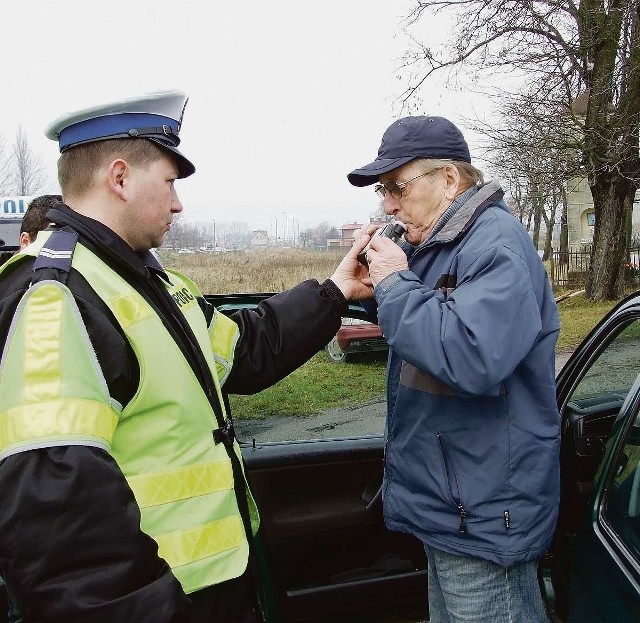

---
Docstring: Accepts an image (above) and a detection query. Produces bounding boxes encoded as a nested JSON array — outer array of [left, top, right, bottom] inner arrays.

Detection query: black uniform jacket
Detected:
[[0, 204, 346, 622]]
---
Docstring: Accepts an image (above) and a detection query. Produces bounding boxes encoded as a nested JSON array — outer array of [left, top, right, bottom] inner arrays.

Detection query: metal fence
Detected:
[[548, 247, 640, 289]]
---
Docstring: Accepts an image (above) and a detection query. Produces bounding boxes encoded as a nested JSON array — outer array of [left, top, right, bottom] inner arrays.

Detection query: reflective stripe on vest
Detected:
[[1, 234, 258, 593], [0, 280, 119, 457]]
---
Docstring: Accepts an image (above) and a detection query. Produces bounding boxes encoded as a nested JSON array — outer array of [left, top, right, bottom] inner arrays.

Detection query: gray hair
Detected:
[[416, 158, 484, 187]]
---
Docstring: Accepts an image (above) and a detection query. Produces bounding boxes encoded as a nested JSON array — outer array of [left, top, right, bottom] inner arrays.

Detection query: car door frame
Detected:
[[546, 291, 640, 621]]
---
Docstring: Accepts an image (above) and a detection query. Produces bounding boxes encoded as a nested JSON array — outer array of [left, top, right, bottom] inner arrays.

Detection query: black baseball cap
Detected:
[[348, 116, 471, 187]]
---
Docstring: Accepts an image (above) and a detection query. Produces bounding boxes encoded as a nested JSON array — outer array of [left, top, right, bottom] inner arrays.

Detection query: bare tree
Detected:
[[163, 213, 185, 250], [12, 125, 47, 196], [370, 200, 394, 223], [0, 134, 13, 194], [305, 221, 338, 247], [477, 92, 579, 260], [401, 0, 640, 300]]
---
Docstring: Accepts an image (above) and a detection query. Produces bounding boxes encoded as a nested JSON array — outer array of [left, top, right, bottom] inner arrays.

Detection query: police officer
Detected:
[[0, 91, 373, 622]]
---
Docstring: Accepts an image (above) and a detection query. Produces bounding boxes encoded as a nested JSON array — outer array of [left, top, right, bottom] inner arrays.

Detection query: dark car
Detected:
[[208, 290, 640, 622]]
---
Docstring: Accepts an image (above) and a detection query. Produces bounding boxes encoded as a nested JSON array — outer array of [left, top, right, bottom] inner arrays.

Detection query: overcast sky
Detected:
[[1, 0, 494, 234]]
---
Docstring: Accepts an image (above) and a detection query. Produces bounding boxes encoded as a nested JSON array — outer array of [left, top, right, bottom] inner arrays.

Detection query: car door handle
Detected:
[[362, 477, 383, 515]]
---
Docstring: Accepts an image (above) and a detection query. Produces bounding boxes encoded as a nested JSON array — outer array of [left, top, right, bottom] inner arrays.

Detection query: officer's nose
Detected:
[[172, 191, 183, 214]]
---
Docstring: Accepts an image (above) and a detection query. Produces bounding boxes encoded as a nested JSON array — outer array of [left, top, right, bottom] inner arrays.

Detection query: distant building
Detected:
[[327, 219, 388, 249], [566, 176, 640, 249], [250, 230, 268, 247]]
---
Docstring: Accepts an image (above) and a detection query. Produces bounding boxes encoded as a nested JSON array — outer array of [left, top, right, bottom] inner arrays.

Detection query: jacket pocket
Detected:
[[436, 432, 469, 534]]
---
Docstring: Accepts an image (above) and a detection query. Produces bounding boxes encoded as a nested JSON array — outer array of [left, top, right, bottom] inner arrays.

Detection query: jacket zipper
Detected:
[[436, 432, 468, 534]]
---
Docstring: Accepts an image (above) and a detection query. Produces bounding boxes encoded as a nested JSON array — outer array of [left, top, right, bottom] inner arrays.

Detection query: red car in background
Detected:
[[206, 292, 388, 364], [324, 317, 388, 363]]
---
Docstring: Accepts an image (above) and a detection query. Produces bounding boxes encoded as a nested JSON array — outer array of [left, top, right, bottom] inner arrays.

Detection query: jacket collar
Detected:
[[431, 180, 504, 244], [403, 180, 505, 255], [45, 202, 168, 281]]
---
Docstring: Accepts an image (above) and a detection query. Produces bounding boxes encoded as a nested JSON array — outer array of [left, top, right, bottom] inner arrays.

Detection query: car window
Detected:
[[231, 315, 388, 443], [568, 320, 640, 406], [601, 403, 640, 563]]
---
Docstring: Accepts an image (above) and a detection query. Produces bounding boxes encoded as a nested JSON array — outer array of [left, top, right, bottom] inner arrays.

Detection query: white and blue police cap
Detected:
[[45, 90, 195, 178]]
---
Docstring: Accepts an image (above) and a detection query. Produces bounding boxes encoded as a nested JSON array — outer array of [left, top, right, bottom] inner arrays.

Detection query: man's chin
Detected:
[[404, 231, 422, 245]]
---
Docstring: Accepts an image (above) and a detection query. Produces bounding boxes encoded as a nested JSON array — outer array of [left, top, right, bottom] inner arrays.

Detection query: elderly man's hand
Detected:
[[365, 235, 409, 286]]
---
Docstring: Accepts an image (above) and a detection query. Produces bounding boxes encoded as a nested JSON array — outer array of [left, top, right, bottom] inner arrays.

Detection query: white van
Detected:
[[0, 196, 32, 251]]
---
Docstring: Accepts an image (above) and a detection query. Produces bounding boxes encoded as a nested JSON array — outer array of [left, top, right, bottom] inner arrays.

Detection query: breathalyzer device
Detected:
[[358, 222, 407, 266]]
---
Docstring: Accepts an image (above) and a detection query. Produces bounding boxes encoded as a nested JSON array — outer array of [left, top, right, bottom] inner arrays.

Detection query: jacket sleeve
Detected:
[[374, 243, 546, 395], [0, 448, 190, 622], [224, 279, 345, 394]]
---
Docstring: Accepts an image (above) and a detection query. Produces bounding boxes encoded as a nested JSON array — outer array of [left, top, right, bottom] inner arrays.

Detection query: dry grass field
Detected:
[[159, 248, 348, 293], [157, 248, 630, 420], [160, 247, 627, 351]]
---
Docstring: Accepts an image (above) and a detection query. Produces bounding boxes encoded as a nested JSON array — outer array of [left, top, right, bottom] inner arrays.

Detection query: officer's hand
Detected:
[[365, 235, 409, 286], [352, 224, 379, 242], [329, 233, 374, 300]]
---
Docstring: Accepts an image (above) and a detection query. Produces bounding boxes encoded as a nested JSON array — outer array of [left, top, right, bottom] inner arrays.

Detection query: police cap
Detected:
[[45, 90, 195, 178]]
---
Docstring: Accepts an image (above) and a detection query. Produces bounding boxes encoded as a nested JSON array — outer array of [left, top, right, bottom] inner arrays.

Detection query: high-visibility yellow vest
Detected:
[[0, 233, 259, 594]]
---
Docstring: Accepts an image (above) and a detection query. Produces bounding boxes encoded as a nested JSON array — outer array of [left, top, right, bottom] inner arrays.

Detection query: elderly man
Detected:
[[0, 91, 372, 622], [348, 116, 560, 622]]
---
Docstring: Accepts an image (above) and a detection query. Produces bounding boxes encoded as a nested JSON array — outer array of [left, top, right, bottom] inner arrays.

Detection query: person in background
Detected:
[[18, 194, 60, 249], [347, 115, 560, 623], [0, 249, 13, 266], [0, 195, 59, 269], [0, 90, 373, 622]]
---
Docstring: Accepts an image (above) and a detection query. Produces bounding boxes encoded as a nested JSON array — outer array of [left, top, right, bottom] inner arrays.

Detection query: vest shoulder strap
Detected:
[[32, 230, 79, 285]]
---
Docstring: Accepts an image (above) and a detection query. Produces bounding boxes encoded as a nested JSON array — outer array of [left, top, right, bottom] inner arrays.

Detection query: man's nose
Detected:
[[172, 193, 184, 213], [383, 194, 399, 215]]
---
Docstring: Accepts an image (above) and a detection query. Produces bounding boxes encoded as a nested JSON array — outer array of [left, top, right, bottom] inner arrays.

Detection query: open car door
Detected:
[[207, 294, 429, 623], [545, 291, 640, 622]]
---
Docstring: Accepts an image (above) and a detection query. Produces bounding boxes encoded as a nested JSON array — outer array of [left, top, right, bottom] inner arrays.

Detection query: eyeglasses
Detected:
[[374, 167, 443, 200]]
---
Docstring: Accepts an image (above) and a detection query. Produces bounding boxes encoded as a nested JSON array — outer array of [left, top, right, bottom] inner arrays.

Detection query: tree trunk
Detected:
[[542, 205, 556, 261], [586, 175, 636, 299], [531, 195, 543, 252], [626, 198, 633, 262], [559, 190, 568, 263]]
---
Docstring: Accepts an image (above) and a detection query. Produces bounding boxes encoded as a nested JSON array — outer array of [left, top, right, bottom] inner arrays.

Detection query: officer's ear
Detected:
[[107, 159, 130, 201]]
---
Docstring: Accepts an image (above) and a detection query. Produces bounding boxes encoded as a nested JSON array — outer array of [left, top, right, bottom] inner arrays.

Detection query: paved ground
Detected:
[[556, 348, 574, 371], [236, 350, 575, 444]]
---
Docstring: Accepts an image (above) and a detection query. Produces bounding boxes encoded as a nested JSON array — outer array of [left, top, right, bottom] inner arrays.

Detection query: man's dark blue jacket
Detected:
[[374, 181, 561, 567]]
